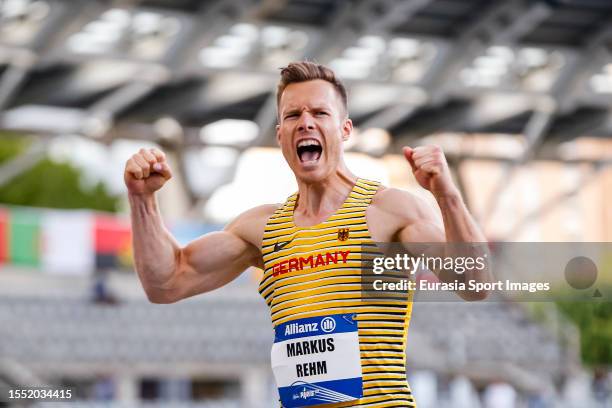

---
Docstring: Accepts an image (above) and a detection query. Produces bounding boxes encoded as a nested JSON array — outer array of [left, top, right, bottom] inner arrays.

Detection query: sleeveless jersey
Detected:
[[259, 178, 416, 407]]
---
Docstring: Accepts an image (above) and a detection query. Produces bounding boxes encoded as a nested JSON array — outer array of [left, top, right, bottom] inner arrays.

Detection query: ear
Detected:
[[275, 124, 281, 146], [341, 118, 353, 142]]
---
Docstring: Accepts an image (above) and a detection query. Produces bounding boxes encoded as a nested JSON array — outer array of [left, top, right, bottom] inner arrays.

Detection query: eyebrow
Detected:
[[282, 109, 300, 117], [282, 105, 331, 115]]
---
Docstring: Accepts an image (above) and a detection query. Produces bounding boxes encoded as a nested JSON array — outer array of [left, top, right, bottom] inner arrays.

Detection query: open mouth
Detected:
[[296, 139, 322, 163]]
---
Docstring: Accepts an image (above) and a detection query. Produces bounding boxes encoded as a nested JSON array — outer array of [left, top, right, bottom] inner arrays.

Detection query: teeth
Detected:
[[297, 139, 321, 148]]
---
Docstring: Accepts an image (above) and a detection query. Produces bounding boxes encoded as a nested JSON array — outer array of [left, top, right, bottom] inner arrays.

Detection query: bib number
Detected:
[[271, 314, 363, 407]]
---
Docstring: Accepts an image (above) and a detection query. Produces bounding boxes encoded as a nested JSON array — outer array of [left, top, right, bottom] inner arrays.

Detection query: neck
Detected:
[[294, 164, 357, 220]]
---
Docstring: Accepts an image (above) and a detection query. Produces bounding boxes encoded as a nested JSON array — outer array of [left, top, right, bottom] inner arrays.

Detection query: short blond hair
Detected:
[[277, 61, 348, 114]]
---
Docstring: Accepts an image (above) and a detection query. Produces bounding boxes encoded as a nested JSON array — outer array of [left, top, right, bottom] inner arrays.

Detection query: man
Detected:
[[125, 61, 490, 407]]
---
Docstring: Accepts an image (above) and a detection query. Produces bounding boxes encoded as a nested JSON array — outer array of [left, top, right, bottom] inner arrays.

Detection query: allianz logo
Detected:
[[285, 317, 336, 336], [285, 322, 318, 336]]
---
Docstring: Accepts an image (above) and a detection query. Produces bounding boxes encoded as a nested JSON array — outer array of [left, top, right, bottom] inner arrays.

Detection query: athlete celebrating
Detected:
[[125, 61, 490, 407]]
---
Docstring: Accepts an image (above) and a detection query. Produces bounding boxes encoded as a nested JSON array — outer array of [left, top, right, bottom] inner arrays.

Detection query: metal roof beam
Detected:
[[306, 0, 436, 133], [442, 13, 612, 226], [384, 1, 548, 143], [0, 59, 32, 112], [422, 1, 537, 104], [493, 2, 553, 44], [314, 0, 434, 63], [0, 141, 46, 187], [0, 0, 97, 111], [88, 0, 261, 134]]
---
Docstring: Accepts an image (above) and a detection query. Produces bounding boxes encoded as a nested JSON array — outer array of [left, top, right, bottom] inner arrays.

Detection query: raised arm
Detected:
[[374, 145, 491, 301], [125, 148, 272, 304], [401, 145, 486, 243]]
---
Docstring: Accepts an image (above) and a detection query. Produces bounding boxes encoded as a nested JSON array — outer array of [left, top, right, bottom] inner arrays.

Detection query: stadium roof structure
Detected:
[[1, 0, 611, 201]]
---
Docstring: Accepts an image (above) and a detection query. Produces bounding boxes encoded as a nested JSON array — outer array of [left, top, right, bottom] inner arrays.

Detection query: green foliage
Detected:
[[0, 132, 29, 161], [0, 134, 119, 212], [556, 299, 612, 366]]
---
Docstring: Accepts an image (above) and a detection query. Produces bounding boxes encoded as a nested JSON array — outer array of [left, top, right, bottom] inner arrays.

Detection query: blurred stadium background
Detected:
[[0, 0, 611, 406]]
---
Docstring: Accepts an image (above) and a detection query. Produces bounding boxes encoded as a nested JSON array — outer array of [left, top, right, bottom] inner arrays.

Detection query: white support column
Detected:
[[116, 373, 139, 404], [241, 367, 268, 408]]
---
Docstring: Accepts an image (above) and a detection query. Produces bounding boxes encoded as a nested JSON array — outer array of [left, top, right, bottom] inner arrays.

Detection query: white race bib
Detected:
[[271, 314, 363, 407]]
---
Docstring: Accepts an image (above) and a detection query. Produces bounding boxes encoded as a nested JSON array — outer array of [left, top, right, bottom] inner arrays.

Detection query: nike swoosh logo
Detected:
[[274, 237, 294, 252]]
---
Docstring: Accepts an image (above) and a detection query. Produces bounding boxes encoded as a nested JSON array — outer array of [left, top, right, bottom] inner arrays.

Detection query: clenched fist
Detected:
[[403, 145, 458, 196], [124, 148, 172, 195]]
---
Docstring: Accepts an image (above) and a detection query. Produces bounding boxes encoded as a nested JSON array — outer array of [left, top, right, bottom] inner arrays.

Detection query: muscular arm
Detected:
[[131, 195, 273, 303], [394, 190, 486, 245], [125, 147, 274, 304], [435, 192, 486, 243], [129, 193, 179, 301], [397, 145, 491, 300], [397, 191, 491, 300], [372, 189, 491, 301]]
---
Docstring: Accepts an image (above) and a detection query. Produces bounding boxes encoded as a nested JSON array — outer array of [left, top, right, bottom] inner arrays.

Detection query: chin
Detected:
[[294, 166, 331, 184], [294, 169, 320, 183]]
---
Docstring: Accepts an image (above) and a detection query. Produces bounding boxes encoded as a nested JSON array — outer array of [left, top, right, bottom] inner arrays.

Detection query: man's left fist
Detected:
[[403, 145, 458, 196]]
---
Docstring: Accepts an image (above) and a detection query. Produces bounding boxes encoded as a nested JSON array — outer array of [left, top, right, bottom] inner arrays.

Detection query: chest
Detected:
[[286, 203, 401, 245]]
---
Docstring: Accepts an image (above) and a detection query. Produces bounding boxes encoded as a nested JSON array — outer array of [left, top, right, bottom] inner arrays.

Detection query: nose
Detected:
[[297, 112, 315, 132]]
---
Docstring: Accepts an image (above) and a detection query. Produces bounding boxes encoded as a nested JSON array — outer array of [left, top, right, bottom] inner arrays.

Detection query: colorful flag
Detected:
[[94, 214, 133, 269], [8, 208, 41, 266], [41, 210, 94, 275], [0, 208, 8, 264]]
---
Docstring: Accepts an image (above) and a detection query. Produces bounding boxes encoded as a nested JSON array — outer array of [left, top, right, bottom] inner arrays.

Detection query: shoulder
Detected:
[[367, 186, 443, 242], [225, 204, 282, 250], [371, 186, 438, 222]]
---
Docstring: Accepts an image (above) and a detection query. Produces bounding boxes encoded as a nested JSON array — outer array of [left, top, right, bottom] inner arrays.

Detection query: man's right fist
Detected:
[[124, 148, 172, 195]]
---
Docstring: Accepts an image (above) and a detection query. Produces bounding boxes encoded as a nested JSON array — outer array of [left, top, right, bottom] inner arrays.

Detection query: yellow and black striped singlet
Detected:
[[259, 178, 416, 407]]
